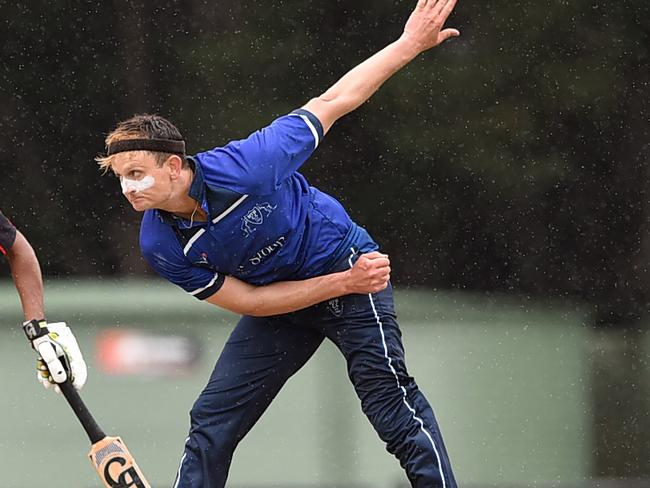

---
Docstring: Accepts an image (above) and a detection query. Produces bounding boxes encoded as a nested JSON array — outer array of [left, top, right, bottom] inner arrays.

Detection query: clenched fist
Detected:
[[344, 251, 391, 294]]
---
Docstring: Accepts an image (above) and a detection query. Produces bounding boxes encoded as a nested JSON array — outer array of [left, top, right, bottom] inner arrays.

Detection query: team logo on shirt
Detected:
[[241, 202, 277, 237]]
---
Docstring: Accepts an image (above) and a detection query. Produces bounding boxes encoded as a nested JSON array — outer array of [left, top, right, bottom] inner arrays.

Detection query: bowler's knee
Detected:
[[189, 393, 227, 429]]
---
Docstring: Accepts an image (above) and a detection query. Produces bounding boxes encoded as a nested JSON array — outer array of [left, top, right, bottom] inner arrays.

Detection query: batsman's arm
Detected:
[[6, 231, 45, 321], [302, 0, 460, 134], [206, 252, 390, 316], [5, 225, 88, 392]]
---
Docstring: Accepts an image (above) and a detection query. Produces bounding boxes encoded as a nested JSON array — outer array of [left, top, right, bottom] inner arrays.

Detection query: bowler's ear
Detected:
[[165, 155, 184, 179]]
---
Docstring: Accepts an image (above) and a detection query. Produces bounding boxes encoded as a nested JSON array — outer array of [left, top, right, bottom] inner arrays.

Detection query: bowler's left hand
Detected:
[[345, 252, 391, 294]]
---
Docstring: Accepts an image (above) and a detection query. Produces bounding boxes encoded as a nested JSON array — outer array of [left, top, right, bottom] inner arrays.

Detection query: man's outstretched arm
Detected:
[[206, 252, 391, 317], [303, 0, 460, 134]]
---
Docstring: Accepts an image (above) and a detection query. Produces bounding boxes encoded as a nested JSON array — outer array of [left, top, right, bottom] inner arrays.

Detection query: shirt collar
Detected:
[[187, 156, 206, 204], [158, 156, 207, 226]]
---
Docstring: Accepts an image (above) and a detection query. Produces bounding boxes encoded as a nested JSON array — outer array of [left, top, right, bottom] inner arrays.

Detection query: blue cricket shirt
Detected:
[[140, 109, 378, 300]]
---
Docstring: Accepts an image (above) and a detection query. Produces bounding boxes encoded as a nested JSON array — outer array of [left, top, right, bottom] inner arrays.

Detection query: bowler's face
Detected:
[[111, 152, 174, 212]]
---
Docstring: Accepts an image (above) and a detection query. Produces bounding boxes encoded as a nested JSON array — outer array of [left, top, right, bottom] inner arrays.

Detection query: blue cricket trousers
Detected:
[[173, 284, 457, 488]]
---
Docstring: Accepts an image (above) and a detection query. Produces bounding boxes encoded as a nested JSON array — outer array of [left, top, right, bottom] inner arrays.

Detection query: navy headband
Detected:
[[107, 138, 186, 156]]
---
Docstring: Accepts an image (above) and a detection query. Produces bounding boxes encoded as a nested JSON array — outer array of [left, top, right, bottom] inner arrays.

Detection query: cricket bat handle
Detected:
[[60, 381, 106, 444]]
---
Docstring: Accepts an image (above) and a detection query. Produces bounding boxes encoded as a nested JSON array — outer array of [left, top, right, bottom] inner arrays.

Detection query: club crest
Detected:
[[241, 202, 277, 237]]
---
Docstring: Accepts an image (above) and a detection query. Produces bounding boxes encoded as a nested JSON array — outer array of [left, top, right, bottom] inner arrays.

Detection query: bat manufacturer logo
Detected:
[[90, 436, 150, 488], [104, 455, 147, 488], [23, 320, 43, 340], [24, 322, 37, 338]]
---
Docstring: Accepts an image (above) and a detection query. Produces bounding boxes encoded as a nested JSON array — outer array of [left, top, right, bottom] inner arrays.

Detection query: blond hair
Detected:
[[96, 114, 186, 172]]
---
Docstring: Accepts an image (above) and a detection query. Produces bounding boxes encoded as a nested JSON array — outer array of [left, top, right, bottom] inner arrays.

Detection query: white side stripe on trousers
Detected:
[[172, 437, 189, 488], [348, 250, 446, 488]]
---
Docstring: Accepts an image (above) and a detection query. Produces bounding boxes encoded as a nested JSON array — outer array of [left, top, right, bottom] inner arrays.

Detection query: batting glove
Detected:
[[23, 319, 88, 393]]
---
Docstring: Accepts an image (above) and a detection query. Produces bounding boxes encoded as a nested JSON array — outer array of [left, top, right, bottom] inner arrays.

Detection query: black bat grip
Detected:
[[60, 381, 106, 444]]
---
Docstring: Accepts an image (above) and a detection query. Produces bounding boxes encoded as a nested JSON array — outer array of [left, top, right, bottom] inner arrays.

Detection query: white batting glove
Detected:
[[23, 320, 88, 393]]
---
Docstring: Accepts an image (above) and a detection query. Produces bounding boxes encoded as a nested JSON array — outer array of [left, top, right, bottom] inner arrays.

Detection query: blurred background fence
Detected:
[[1, 280, 648, 487]]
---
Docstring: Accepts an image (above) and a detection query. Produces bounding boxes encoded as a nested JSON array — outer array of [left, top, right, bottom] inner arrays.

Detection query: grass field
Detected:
[[1, 279, 646, 487]]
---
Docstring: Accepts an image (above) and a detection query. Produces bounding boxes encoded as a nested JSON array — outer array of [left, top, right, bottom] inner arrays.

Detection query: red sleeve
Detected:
[[0, 211, 17, 256]]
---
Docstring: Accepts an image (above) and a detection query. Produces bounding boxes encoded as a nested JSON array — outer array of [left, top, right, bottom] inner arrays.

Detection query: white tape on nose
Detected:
[[121, 175, 155, 194]]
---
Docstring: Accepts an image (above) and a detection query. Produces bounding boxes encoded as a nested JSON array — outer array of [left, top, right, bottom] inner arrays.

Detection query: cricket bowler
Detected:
[[97, 1, 460, 486]]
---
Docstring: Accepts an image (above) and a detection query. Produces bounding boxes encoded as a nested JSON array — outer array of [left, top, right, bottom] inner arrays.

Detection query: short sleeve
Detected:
[[195, 109, 324, 195], [140, 223, 225, 300], [0, 211, 17, 256]]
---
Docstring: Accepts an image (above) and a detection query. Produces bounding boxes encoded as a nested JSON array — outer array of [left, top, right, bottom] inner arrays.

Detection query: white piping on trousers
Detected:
[[172, 438, 189, 488], [348, 250, 446, 488]]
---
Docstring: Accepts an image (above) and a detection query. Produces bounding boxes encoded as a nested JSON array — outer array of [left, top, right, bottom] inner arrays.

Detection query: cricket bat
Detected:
[[59, 381, 151, 488]]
